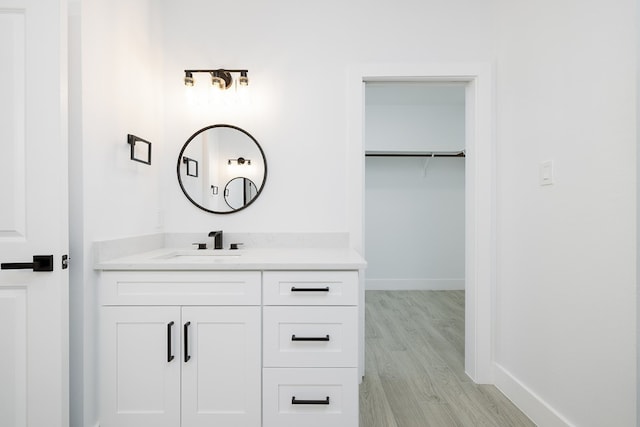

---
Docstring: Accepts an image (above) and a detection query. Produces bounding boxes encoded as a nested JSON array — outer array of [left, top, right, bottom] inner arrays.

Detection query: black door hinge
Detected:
[[62, 255, 69, 270]]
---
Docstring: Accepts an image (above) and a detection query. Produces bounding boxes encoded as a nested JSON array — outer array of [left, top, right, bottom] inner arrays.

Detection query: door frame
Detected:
[[347, 63, 494, 383]]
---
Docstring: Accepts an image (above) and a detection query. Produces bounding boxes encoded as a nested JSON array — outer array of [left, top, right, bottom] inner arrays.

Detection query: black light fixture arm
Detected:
[[184, 68, 248, 74]]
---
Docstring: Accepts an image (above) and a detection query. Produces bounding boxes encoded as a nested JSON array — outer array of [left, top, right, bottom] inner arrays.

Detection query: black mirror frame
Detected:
[[176, 124, 267, 214]]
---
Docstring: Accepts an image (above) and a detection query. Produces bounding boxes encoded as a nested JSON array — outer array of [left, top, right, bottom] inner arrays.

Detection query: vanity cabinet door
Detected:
[[101, 306, 261, 427], [101, 307, 181, 427], [181, 306, 261, 427]]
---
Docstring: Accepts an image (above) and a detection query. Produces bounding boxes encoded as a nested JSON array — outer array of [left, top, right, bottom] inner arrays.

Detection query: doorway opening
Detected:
[[364, 82, 466, 293], [347, 64, 494, 384]]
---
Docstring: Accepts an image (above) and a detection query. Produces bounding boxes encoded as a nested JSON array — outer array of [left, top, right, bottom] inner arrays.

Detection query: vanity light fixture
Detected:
[[228, 157, 251, 166], [183, 68, 249, 90]]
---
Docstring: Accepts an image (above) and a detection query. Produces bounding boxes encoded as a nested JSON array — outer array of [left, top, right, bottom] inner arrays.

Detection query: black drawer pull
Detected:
[[184, 321, 191, 362], [292, 396, 330, 405], [167, 321, 175, 362], [290, 286, 330, 292], [291, 334, 330, 342]]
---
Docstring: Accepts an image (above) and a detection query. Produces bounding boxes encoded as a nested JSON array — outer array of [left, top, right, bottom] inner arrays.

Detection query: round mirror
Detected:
[[224, 177, 258, 210], [177, 124, 267, 214]]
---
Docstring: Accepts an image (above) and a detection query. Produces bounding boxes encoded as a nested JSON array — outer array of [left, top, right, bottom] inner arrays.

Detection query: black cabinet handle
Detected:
[[291, 334, 330, 341], [167, 321, 175, 362], [290, 286, 330, 292], [291, 396, 330, 405], [184, 321, 191, 362], [1, 255, 54, 272]]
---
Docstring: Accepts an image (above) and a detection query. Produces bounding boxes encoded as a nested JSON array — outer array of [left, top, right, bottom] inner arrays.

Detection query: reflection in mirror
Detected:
[[177, 124, 266, 214], [224, 177, 258, 210], [183, 157, 198, 177]]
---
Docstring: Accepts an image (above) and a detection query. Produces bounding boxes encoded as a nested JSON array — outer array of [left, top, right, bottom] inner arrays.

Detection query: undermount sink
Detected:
[[156, 250, 242, 261]]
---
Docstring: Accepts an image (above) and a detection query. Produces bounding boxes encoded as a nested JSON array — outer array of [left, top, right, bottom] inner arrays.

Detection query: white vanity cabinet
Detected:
[[99, 271, 262, 427], [96, 256, 363, 427], [262, 271, 359, 427]]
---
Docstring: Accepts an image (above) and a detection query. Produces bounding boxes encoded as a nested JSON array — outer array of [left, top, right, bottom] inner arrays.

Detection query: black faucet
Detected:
[[208, 230, 223, 250]]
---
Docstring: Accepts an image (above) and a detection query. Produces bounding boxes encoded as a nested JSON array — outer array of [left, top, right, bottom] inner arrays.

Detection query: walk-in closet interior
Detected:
[[365, 82, 466, 292]]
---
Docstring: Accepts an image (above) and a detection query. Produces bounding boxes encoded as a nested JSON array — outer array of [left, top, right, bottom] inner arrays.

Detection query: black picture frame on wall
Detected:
[[182, 157, 198, 177], [127, 134, 152, 165]]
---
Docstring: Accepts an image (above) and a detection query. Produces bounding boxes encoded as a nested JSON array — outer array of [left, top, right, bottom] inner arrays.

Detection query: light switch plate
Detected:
[[539, 160, 554, 186]]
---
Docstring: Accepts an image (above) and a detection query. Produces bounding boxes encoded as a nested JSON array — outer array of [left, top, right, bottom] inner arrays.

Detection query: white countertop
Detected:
[[94, 247, 366, 271]]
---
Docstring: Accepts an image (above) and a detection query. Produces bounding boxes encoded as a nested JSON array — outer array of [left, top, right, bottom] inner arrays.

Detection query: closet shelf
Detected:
[[365, 150, 465, 158]]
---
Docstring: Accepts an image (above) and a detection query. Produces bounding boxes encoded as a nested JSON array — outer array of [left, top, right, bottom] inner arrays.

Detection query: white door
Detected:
[[181, 306, 261, 427], [0, 0, 69, 426], [100, 307, 181, 427]]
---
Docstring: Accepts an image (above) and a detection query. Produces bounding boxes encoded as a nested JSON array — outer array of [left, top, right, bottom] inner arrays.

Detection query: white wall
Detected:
[[70, 0, 165, 425], [158, 0, 494, 235], [81, 0, 164, 240], [494, 1, 636, 425], [365, 83, 466, 152], [71, 0, 637, 426], [365, 83, 465, 290]]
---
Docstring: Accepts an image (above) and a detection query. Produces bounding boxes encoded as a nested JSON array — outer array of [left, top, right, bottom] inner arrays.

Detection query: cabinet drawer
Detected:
[[263, 307, 357, 367], [100, 271, 261, 305], [263, 271, 358, 306], [263, 368, 358, 427]]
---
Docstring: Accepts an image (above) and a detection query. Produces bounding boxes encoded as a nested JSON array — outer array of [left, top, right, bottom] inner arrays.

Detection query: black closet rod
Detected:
[[365, 151, 465, 158]]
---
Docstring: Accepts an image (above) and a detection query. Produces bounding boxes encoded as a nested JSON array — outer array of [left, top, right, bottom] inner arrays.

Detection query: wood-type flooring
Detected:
[[359, 290, 535, 427]]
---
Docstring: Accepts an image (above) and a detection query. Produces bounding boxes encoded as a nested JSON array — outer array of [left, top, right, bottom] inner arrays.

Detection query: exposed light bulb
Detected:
[[211, 76, 225, 89], [235, 79, 250, 106], [239, 71, 249, 86], [184, 72, 194, 86]]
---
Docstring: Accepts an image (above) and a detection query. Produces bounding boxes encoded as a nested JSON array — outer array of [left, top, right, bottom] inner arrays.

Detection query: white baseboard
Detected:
[[493, 363, 574, 427], [365, 278, 464, 290]]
